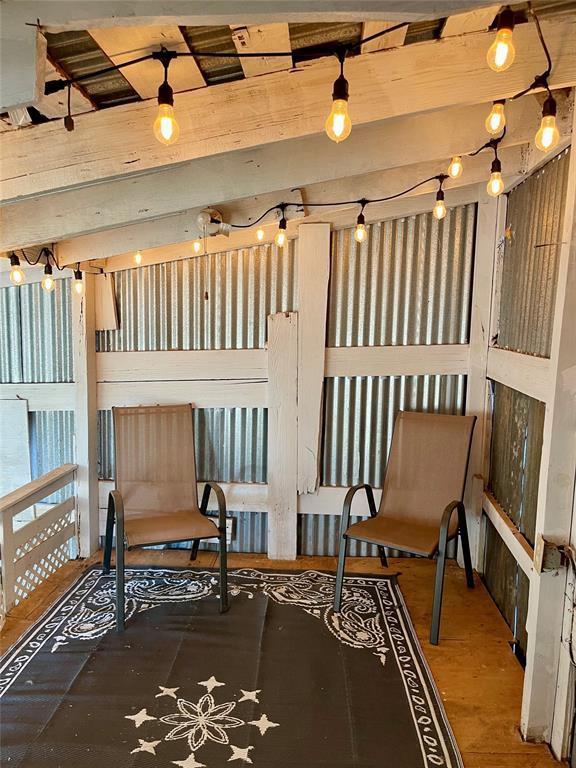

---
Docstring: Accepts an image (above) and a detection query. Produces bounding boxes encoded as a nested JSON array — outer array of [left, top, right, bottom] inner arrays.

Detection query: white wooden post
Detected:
[[464, 195, 500, 569], [0, 512, 16, 612], [267, 312, 298, 559], [296, 223, 331, 494], [521, 133, 576, 743], [72, 272, 99, 557]]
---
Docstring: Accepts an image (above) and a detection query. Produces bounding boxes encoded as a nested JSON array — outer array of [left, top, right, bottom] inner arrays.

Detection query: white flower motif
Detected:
[[161, 694, 244, 751]]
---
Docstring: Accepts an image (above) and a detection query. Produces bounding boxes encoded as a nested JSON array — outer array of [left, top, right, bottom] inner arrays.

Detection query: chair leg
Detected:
[[116, 516, 125, 633], [334, 535, 349, 613], [377, 545, 388, 568], [190, 539, 200, 562], [458, 507, 475, 589], [430, 546, 447, 646], [219, 533, 228, 614], [102, 504, 114, 575]]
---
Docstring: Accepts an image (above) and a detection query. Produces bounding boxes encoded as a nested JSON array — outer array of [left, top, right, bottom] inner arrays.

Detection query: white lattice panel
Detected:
[[14, 541, 72, 604]]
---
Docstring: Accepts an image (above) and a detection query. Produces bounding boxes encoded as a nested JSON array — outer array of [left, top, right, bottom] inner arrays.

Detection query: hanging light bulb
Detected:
[[485, 100, 506, 135], [433, 190, 447, 221], [41, 263, 56, 293], [447, 156, 463, 179], [275, 216, 287, 248], [325, 56, 352, 143], [486, 7, 516, 72], [134, 250, 142, 265], [73, 268, 84, 295], [487, 157, 505, 197], [354, 212, 367, 243], [153, 52, 179, 146], [9, 254, 25, 285], [256, 227, 265, 242], [535, 94, 560, 152], [192, 239, 202, 255]]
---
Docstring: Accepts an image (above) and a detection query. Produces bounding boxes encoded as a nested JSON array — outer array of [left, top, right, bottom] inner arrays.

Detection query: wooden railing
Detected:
[[0, 464, 79, 621]]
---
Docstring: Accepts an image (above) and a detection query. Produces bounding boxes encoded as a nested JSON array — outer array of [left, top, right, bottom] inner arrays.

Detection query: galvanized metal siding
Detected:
[[322, 374, 467, 487], [298, 514, 419, 558], [498, 149, 570, 358], [327, 204, 475, 347], [488, 382, 545, 547], [98, 407, 267, 483], [96, 243, 296, 352], [29, 410, 75, 502], [197, 512, 268, 554], [0, 280, 73, 383]]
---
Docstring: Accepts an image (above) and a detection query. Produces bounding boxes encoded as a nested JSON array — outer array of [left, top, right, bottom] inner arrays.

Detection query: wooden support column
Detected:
[[521, 131, 576, 744], [296, 223, 331, 494], [465, 194, 505, 571], [267, 312, 298, 559], [72, 273, 99, 557]]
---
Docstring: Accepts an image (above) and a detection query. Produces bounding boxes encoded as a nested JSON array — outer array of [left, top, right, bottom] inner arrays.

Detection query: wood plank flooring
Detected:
[[1, 551, 562, 767]]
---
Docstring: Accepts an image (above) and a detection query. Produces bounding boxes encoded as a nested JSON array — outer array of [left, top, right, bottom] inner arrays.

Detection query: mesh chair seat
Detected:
[[124, 508, 219, 549], [346, 515, 458, 557]]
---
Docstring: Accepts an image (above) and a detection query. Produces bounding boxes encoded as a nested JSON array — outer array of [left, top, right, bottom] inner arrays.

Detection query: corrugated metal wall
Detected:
[[96, 242, 296, 352], [0, 280, 73, 383], [489, 382, 545, 547], [498, 148, 570, 358], [327, 205, 475, 347], [28, 410, 76, 502]]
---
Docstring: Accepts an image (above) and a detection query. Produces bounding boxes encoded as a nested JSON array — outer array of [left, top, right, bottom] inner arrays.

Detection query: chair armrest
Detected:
[[340, 484, 377, 537], [439, 500, 464, 538], [200, 482, 227, 533], [108, 490, 124, 523]]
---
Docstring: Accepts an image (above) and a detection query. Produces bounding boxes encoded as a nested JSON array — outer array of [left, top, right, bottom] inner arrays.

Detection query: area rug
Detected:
[[0, 567, 462, 767]]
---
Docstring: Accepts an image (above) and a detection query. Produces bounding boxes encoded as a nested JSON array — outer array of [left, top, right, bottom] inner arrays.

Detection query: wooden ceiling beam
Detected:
[[0, 96, 544, 253], [441, 5, 501, 37], [360, 21, 407, 53], [2, 16, 574, 202], [230, 23, 293, 78]]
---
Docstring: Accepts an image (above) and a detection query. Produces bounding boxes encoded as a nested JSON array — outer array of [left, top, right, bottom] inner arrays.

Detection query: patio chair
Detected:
[[102, 404, 228, 632], [333, 411, 476, 645]]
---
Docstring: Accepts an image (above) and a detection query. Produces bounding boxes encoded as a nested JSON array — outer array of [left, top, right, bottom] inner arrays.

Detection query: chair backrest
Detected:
[[113, 404, 198, 517], [379, 411, 475, 524]]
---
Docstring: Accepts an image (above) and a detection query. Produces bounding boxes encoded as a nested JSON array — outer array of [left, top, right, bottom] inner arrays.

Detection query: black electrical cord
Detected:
[[467, 126, 507, 157]]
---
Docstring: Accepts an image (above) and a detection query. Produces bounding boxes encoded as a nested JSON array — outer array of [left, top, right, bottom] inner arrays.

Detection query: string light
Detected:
[[486, 6, 516, 72], [325, 54, 352, 143], [447, 156, 463, 179], [9, 254, 25, 285], [535, 94, 560, 152], [73, 268, 84, 295], [275, 211, 288, 248], [153, 49, 179, 146], [192, 239, 202, 254], [433, 177, 448, 220], [487, 157, 504, 197], [134, 250, 142, 265], [354, 203, 368, 242], [256, 227, 265, 242], [485, 101, 506, 135], [41, 263, 56, 293]]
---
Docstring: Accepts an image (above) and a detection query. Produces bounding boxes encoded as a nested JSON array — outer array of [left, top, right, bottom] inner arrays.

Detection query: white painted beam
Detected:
[[88, 26, 205, 98], [97, 380, 267, 410], [360, 21, 407, 53], [0, 383, 76, 411], [325, 344, 470, 377], [441, 5, 500, 37], [486, 346, 551, 403], [482, 491, 534, 577], [267, 312, 298, 559], [72, 273, 99, 557], [3, 18, 574, 201], [0, 20, 46, 111], [296, 224, 331, 494], [230, 23, 292, 77]]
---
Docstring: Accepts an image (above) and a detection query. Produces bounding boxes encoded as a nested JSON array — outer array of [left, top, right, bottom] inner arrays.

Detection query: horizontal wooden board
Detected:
[[482, 490, 535, 578], [97, 380, 267, 409], [487, 346, 551, 403], [0, 384, 76, 411], [325, 344, 470, 377]]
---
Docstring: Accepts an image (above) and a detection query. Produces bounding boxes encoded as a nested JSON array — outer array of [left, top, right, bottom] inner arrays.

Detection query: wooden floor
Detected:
[[1, 551, 562, 767]]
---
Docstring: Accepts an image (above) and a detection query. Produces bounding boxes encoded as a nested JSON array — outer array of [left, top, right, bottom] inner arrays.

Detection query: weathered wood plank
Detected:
[[360, 21, 407, 53], [230, 23, 292, 77], [97, 380, 268, 409], [325, 344, 470, 377], [486, 346, 551, 403], [0, 464, 77, 518]]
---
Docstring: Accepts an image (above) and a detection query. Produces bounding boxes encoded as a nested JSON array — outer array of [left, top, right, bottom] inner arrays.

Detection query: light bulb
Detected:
[[192, 239, 202, 255], [486, 9, 515, 72], [485, 101, 506, 135], [73, 269, 84, 295], [447, 156, 463, 179], [9, 254, 25, 285], [256, 227, 265, 242], [325, 72, 351, 143], [354, 213, 367, 243], [487, 158, 504, 197], [41, 264, 55, 293], [275, 217, 287, 248], [433, 191, 447, 221], [154, 103, 179, 145], [134, 250, 142, 265], [535, 96, 560, 152]]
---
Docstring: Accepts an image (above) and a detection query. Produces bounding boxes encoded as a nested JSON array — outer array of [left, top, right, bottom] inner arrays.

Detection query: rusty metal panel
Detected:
[[327, 204, 475, 347], [0, 280, 73, 383], [96, 243, 296, 352], [98, 407, 267, 483], [498, 148, 570, 358], [322, 374, 467, 488], [483, 517, 530, 661], [489, 382, 545, 546]]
